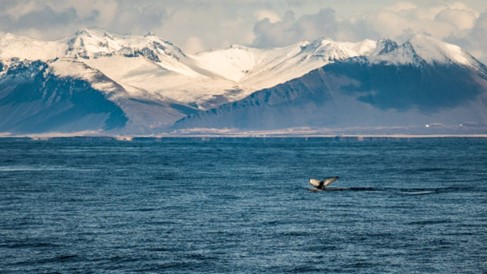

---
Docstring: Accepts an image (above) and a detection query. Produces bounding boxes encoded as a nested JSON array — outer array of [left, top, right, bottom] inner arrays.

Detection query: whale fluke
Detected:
[[309, 176, 340, 190]]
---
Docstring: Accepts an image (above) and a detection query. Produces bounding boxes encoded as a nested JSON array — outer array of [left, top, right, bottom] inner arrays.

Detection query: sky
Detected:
[[1, 0, 487, 62]]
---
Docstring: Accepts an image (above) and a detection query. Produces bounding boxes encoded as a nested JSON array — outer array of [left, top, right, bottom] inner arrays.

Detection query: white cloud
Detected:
[[3, 1, 39, 19], [0, 1, 486, 62], [351, 2, 484, 61], [248, 1, 486, 62], [384, 2, 417, 13], [252, 8, 354, 48], [254, 10, 281, 23], [454, 11, 487, 62], [435, 8, 478, 30], [153, 4, 251, 51]]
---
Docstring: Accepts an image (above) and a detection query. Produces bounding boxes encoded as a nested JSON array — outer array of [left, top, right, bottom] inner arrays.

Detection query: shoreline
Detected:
[[1, 133, 487, 140]]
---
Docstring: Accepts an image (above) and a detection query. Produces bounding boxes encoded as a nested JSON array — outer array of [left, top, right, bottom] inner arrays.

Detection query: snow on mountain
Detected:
[[193, 39, 376, 96], [65, 28, 202, 77], [243, 39, 376, 91], [174, 36, 487, 133], [1, 29, 378, 110], [48, 58, 125, 96], [174, 60, 487, 134], [370, 34, 483, 69], [66, 28, 186, 61], [0, 32, 66, 61], [0, 59, 128, 133], [192, 45, 264, 82], [2, 29, 487, 134]]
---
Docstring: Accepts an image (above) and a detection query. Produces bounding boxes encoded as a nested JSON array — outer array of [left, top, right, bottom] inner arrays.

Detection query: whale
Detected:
[[309, 176, 340, 190]]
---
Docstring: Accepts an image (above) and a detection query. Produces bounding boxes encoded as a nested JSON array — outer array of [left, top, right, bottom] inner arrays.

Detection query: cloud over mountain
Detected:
[[0, 1, 485, 62], [251, 2, 486, 62]]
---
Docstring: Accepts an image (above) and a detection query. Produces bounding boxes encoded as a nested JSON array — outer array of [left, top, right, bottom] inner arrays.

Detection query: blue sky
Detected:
[[1, 0, 486, 61]]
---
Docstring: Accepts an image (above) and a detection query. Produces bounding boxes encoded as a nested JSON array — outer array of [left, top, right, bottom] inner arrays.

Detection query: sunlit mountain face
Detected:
[[1, 30, 487, 134]]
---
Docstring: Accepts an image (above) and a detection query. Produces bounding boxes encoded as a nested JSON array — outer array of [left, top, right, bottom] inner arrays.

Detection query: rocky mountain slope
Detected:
[[175, 35, 487, 134], [1, 28, 377, 134], [1, 29, 486, 134]]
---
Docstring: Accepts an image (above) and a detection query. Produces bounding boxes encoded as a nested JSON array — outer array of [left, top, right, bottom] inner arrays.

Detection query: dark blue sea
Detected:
[[0, 137, 486, 273]]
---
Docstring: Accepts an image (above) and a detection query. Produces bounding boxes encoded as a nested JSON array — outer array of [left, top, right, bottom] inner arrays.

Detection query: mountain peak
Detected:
[[298, 38, 376, 62], [372, 39, 399, 56], [65, 29, 186, 61], [406, 34, 476, 67], [369, 35, 480, 69], [73, 27, 114, 39], [2, 29, 487, 134]]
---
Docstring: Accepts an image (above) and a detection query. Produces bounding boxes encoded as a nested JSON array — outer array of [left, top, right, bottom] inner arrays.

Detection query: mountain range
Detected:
[[1, 28, 486, 135]]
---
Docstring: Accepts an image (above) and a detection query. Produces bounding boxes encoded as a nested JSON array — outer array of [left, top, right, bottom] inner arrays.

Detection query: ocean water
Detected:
[[0, 137, 486, 273]]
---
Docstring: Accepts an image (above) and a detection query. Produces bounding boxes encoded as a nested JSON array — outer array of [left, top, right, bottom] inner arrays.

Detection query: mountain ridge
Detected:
[[174, 36, 487, 134], [1, 29, 487, 134]]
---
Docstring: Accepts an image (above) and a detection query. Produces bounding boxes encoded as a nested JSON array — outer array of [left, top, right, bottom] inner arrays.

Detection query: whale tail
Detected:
[[309, 176, 340, 190]]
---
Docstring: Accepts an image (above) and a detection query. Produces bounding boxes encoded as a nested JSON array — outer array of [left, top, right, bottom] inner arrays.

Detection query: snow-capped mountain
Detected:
[[1, 28, 487, 134], [193, 39, 376, 93], [0, 60, 128, 133], [175, 36, 487, 134], [0, 28, 378, 134], [1, 28, 372, 107], [370, 34, 483, 69]]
